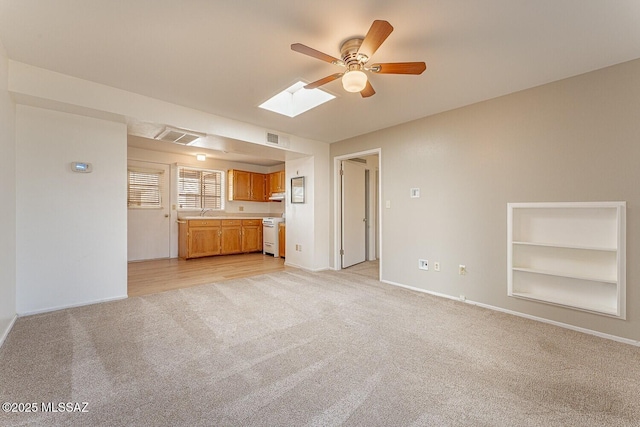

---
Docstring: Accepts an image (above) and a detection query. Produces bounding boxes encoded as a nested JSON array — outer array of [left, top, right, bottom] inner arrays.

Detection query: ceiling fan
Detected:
[[291, 20, 426, 98]]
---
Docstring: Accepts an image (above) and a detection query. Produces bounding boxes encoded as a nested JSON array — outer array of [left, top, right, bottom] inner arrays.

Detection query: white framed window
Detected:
[[178, 166, 225, 210], [128, 168, 164, 208]]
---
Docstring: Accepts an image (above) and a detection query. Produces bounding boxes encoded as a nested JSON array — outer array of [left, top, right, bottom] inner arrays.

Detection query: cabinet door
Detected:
[[188, 227, 221, 258], [268, 171, 285, 195], [266, 172, 273, 197], [242, 224, 263, 252], [221, 225, 242, 254], [178, 221, 189, 259], [278, 224, 286, 258], [277, 170, 285, 192], [251, 173, 266, 201], [233, 170, 252, 201]]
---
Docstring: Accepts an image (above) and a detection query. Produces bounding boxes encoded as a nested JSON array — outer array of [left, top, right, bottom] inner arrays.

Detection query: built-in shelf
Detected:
[[507, 202, 626, 318], [511, 267, 617, 284], [512, 241, 617, 252]]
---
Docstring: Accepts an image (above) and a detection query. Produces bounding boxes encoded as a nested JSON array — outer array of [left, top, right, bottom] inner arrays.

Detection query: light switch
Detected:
[[385, 200, 391, 209]]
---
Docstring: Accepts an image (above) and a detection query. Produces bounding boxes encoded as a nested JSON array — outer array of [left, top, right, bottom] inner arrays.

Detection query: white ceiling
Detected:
[[2, 0, 640, 147]]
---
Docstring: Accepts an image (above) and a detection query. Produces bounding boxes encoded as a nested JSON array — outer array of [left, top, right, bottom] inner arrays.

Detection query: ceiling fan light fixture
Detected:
[[342, 70, 367, 93]]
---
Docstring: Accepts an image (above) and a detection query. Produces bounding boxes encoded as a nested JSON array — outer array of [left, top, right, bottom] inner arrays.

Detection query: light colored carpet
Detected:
[[1, 269, 639, 426], [344, 260, 379, 280]]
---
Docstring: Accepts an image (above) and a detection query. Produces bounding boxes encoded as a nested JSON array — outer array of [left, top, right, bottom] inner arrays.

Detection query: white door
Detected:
[[127, 161, 171, 261], [341, 160, 367, 268]]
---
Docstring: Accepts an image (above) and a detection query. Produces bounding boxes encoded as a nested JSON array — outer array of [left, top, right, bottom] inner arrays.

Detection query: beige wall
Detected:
[[0, 40, 16, 343], [331, 59, 640, 342], [16, 106, 128, 315]]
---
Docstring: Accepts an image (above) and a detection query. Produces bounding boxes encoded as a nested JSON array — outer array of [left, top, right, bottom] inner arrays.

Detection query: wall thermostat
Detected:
[[71, 162, 93, 173]]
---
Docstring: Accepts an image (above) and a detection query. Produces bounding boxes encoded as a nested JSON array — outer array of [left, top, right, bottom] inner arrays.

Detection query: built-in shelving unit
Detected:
[[507, 202, 626, 318]]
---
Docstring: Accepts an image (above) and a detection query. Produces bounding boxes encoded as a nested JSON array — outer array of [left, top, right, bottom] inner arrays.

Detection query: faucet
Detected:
[[200, 208, 213, 217]]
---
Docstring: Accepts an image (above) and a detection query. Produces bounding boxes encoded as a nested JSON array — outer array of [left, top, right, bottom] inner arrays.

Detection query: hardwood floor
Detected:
[[128, 253, 289, 297]]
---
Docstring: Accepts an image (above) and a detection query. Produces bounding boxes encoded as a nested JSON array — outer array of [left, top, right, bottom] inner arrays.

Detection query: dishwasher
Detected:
[[262, 217, 284, 257]]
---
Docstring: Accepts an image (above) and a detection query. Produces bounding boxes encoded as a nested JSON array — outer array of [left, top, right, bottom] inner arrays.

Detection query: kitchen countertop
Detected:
[[179, 216, 267, 220]]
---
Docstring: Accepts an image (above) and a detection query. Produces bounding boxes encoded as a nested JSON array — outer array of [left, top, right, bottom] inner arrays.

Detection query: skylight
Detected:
[[259, 81, 335, 117]]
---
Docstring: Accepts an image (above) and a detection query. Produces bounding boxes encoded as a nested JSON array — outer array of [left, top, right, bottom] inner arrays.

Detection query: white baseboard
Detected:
[[381, 279, 640, 348], [0, 314, 18, 349], [283, 261, 329, 272], [17, 294, 128, 317]]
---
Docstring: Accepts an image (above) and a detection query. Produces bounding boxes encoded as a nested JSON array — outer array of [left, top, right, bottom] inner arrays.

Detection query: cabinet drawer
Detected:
[[222, 219, 242, 226], [188, 220, 221, 227], [242, 219, 262, 226]]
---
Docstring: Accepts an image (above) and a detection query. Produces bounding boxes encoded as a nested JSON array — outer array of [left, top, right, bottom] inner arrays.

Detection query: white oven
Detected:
[[262, 217, 284, 257]]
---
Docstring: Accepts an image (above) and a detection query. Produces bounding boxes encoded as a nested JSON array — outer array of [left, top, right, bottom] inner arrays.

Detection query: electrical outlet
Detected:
[[296, 244, 302, 252], [238, 206, 244, 211], [418, 259, 428, 270], [459, 265, 467, 275], [460, 294, 466, 301], [434, 261, 440, 272]]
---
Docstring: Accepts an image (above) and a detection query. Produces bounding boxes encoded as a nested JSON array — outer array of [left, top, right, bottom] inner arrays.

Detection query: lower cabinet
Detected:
[[278, 223, 285, 258], [179, 218, 263, 259], [179, 219, 221, 259], [221, 220, 242, 255], [241, 219, 262, 253]]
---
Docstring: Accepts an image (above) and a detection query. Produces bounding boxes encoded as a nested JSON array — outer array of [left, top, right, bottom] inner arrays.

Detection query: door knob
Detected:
[[165, 214, 170, 218]]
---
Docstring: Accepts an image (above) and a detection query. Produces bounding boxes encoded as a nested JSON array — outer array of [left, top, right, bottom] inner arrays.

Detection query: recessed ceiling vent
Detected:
[[266, 132, 290, 148], [155, 127, 204, 145]]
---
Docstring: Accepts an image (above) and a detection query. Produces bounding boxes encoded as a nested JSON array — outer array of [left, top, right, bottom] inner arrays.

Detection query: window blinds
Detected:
[[178, 167, 224, 209], [128, 169, 163, 208]]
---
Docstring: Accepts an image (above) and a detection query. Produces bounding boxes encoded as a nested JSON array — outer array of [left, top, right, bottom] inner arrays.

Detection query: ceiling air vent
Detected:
[[155, 127, 204, 145], [266, 132, 290, 148]]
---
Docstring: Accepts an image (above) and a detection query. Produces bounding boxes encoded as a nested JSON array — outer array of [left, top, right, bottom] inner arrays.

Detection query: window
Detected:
[[178, 167, 225, 210], [128, 169, 163, 208]]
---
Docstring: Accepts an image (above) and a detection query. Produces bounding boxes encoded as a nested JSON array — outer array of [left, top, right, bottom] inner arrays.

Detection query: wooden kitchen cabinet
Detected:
[[179, 218, 263, 259], [178, 219, 222, 259], [278, 222, 286, 258], [268, 170, 285, 197], [228, 169, 266, 202], [221, 219, 242, 255], [241, 219, 263, 253], [251, 173, 266, 201]]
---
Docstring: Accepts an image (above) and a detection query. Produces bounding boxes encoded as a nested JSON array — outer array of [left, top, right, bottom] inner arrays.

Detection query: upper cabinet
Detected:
[[268, 170, 285, 196], [228, 168, 284, 202], [228, 169, 266, 202]]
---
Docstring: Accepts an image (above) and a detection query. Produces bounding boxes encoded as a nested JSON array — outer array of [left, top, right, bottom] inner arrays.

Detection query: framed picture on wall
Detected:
[[291, 176, 305, 203]]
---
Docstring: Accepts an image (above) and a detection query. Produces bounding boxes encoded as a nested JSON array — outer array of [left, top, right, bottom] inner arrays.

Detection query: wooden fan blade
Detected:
[[360, 80, 375, 98], [304, 73, 344, 89], [291, 43, 342, 65], [370, 62, 427, 74], [358, 20, 394, 60]]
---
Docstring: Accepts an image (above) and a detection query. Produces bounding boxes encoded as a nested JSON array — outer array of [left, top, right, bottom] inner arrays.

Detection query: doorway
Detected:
[[334, 149, 381, 277], [341, 160, 367, 268], [127, 160, 172, 261]]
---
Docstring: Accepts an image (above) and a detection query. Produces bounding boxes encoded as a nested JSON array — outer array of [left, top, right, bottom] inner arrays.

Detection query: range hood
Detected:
[[269, 192, 285, 201]]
